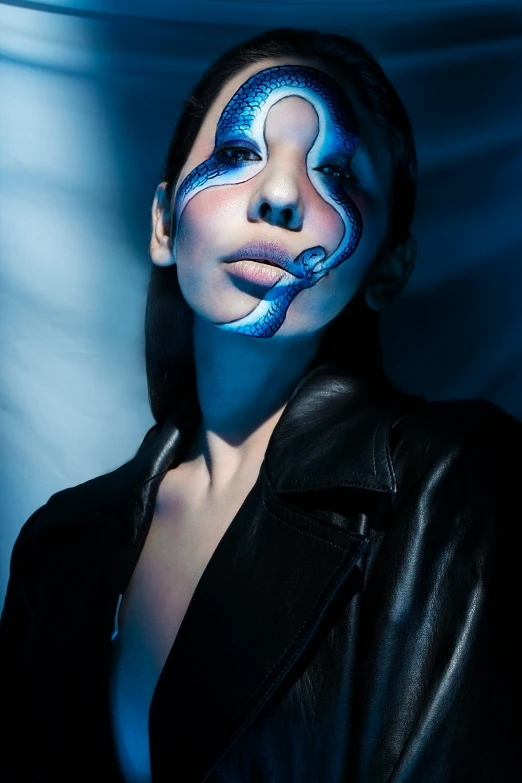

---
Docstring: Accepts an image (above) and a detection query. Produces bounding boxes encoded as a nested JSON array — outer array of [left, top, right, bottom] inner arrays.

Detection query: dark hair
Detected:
[[145, 28, 417, 425]]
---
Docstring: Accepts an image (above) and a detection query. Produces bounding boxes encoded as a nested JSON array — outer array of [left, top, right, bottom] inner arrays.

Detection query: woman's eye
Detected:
[[216, 146, 261, 163], [315, 164, 352, 183]]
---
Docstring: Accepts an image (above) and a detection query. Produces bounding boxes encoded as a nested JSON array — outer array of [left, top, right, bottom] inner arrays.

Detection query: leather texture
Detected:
[[1, 357, 520, 782]]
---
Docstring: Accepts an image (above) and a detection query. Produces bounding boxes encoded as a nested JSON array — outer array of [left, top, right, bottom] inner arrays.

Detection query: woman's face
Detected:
[[155, 56, 393, 339]]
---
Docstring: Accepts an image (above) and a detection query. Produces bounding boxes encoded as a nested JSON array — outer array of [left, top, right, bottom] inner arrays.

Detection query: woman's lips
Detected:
[[224, 258, 285, 287]]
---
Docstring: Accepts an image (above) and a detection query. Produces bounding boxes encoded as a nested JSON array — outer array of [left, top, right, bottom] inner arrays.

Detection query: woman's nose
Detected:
[[247, 164, 304, 231]]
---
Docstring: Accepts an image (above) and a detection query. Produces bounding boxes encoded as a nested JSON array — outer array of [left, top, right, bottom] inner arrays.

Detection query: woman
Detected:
[[1, 27, 520, 783]]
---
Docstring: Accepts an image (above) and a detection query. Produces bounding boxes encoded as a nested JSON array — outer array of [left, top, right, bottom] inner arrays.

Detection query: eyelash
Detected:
[[216, 146, 353, 183], [215, 146, 260, 164], [314, 163, 352, 183]]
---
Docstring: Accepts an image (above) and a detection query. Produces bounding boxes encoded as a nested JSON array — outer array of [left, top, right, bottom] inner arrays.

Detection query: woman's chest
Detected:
[[107, 477, 256, 782]]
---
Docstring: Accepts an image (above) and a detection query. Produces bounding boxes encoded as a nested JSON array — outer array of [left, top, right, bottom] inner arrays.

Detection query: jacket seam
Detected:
[[262, 495, 367, 547]]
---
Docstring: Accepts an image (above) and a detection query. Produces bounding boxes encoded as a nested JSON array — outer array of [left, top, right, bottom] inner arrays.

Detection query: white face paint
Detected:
[[173, 64, 362, 338]]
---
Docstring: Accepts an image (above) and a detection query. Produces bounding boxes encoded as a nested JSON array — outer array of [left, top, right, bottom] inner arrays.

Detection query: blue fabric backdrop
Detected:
[[1, 0, 521, 604]]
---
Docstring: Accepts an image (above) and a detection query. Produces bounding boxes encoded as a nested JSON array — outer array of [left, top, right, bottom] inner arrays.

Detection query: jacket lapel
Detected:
[[120, 359, 422, 782], [148, 468, 370, 782]]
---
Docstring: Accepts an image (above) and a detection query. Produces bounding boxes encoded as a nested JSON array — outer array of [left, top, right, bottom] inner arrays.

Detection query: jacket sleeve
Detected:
[[353, 400, 521, 783], [0, 505, 51, 781]]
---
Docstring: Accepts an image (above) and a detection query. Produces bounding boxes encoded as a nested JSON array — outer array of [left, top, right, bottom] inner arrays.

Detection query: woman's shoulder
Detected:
[[393, 395, 521, 450], [12, 421, 162, 560], [390, 395, 522, 512]]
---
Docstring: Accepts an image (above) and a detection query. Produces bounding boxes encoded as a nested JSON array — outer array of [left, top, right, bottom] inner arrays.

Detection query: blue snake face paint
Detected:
[[173, 64, 363, 338]]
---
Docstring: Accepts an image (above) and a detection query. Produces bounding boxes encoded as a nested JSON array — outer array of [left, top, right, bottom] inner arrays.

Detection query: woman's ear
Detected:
[[150, 182, 176, 267], [364, 233, 416, 311]]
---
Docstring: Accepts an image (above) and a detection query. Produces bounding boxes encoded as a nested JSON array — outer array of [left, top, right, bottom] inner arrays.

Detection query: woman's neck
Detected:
[[186, 314, 324, 494]]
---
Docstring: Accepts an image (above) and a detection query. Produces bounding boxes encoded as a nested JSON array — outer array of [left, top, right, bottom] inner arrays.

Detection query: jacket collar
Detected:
[[32, 358, 421, 544], [132, 357, 419, 502], [263, 357, 417, 495]]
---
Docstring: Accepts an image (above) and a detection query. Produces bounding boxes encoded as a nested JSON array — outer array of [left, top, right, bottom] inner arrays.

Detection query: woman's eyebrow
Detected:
[[352, 140, 372, 167], [351, 139, 382, 185]]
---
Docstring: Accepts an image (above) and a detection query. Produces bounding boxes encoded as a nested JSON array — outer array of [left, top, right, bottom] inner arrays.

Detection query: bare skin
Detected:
[[109, 463, 258, 781]]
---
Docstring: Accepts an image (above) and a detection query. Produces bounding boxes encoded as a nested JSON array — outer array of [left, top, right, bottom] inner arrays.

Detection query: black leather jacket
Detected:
[[1, 358, 520, 782]]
